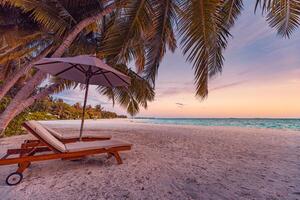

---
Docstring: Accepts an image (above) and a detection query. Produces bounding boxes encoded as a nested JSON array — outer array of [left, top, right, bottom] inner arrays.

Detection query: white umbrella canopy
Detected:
[[34, 55, 130, 140], [35, 55, 130, 86]]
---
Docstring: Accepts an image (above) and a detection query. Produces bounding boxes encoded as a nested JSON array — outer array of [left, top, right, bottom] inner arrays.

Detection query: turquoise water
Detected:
[[138, 118, 300, 131]]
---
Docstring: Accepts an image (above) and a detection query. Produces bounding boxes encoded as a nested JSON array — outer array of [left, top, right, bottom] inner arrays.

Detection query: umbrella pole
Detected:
[[79, 77, 90, 141]]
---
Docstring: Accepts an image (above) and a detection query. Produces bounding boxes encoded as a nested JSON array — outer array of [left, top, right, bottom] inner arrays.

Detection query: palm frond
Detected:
[[255, 0, 272, 12], [221, 0, 243, 29], [178, 0, 230, 98], [0, 31, 43, 55], [49, 78, 78, 94], [67, 33, 98, 56], [2, 0, 71, 35], [256, 0, 300, 38], [143, 0, 179, 85], [98, 0, 154, 70], [0, 46, 37, 64], [97, 63, 154, 116], [52, 0, 77, 24]]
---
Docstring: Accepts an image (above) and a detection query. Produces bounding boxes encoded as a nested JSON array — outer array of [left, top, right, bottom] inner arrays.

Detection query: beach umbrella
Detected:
[[34, 55, 130, 140]]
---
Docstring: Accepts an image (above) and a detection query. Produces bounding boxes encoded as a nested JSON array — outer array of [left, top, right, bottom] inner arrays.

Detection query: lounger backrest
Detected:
[[43, 126, 63, 140], [33, 122, 65, 140], [24, 121, 66, 152]]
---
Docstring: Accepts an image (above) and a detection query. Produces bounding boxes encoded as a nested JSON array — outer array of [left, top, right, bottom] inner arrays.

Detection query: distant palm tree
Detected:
[[0, 0, 299, 133], [73, 103, 82, 110]]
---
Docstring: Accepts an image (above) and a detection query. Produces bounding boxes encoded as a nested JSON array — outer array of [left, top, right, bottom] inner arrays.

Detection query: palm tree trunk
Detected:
[[0, 46, 52, 101], [0, 83, 60, 135], [0, 67, 5, 81], [0, 3, 119, 136]]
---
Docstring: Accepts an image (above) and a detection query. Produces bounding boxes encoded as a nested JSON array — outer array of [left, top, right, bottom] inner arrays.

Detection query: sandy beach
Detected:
[[0, 119, 299, 200]]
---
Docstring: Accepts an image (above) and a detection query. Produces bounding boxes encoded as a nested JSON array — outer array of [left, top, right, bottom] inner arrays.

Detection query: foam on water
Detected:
[[138, 118, 300, 131]]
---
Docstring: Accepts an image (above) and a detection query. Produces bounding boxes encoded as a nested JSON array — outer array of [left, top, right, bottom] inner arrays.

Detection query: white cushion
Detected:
[[44, 126, 111, 140], [25, 121, 67, 152], [65, 140, 131, 152], [44, 126, 64, 140]]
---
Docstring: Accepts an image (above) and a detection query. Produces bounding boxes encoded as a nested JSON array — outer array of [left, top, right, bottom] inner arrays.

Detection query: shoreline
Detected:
[[39, 118, 300, 134], [1, 120, 300, 199], [134, 120, 300, 134]]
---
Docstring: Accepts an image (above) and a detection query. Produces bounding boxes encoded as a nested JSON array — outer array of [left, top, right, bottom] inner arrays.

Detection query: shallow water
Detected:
[[39, 118, 300, 131], [138, 118, 300, 131]]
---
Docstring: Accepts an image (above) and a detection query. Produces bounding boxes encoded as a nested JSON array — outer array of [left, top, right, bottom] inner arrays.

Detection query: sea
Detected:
[[137, 118, 300, 131]]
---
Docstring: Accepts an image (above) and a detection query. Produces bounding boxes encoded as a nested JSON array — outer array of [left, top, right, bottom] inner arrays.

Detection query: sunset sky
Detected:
[[53, 2, 300, 118]]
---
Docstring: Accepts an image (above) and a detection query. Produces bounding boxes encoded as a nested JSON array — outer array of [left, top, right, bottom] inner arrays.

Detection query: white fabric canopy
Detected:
[[35, 55, 130, 87]]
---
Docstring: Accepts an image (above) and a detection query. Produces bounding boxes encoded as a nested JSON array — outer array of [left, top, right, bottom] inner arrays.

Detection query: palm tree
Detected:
[[0, 0, 300, 134], [95, 104, 103, 111], [0, 0, 118, 101], [0, 0, 119, 134]]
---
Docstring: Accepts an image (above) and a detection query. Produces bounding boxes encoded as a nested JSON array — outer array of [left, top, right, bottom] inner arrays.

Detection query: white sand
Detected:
[[0, 119, 300, 200]]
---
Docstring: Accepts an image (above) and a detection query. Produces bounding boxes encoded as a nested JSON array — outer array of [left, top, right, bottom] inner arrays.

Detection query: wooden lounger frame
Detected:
[[24, 123, 111, 143], [19, 137, 111, 149], [0, 123, 131, 185]]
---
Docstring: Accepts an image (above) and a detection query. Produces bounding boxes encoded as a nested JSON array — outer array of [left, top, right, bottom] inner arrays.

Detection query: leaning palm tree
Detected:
[[0, 0, 300, 135], [0, 0, 119, 134]]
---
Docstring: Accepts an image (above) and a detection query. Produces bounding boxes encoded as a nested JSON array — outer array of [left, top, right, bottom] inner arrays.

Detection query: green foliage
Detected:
[[26, 112, 58, 121], [97, 64, 155, 117], [3, 112, 28, 137], [256, 0, 300, 38], [0, 96, 11, 112], [4, 111, 57, 137], [2, 97, 126, 137]]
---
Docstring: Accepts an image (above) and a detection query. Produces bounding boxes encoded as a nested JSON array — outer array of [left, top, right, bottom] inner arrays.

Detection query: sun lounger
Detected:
[[20, 121, 112, 151], [0, 121, 132, 186], [25, 121, 112, 143]]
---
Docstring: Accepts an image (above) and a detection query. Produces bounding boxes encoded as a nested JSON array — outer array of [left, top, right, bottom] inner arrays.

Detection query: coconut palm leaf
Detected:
[[49, 78, 79, 94], [221, 0, 244, 29], [0, 32, 44, 55], [256, 0, 300, 38], [99, 0, 154, 70], [67, 33, 98, 55], [0, 46, 37, 65], [1, 0, 71, 36], [50, 0, 77, 24], [143, 0, 179, 85], [97, 63, 155, 116], [178, 0, 230, 98]]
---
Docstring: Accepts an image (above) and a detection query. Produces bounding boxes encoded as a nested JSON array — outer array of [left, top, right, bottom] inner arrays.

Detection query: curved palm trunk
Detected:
[[0, 3, 118, 136], [0, 46, 52, 101], [0, 70, 47, 134], [0, 65, 5, 81], [0, 83, 60, 134]]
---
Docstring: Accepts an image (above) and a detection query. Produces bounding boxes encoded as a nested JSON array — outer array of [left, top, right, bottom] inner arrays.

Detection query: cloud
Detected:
[[52, 86, 112, 106], [225, 5, 275, 54], [156, 85, 194, 98], [210, 80, 248, 92]]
